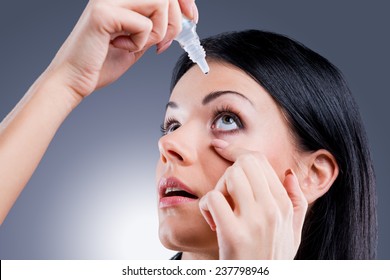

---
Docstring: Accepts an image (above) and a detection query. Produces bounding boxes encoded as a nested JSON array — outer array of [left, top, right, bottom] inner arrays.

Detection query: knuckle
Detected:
[[157, 33, 166, 42], [234, 153, 251, 166], [89, 2, 109, 22], [253, 152, 267, 163], [153, 30, 166, 43], [224, 227, 249, 249], [263, 206, 280, 227], [227, 165, 240, 177], [143, 18, 154, 33], [233, 231, 250, 246], [224, 166, 241, 184], [248, 211, 263, 230], [207, 190, 222, 204], [167, 21, 182, 38], [236, 152, 266, 166], [224, 166, 235, 178], [252, 219, 266, 236]]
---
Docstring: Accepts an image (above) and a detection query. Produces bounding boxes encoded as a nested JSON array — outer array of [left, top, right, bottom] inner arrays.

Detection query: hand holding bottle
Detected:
[[47, 0, 199, 101]]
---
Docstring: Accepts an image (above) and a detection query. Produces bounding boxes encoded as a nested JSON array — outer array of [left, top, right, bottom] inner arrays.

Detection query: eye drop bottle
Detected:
[[175, 17, 209, 74]]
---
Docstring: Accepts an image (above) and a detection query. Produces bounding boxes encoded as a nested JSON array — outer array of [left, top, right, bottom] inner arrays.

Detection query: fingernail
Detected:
[[211, 139, 229, 149], [285, 169, 298, 180], [156, 40, 173, 54]]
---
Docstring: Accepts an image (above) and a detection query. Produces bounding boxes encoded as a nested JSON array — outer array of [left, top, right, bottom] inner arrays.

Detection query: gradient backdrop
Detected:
[[0, 0, 389, 259]]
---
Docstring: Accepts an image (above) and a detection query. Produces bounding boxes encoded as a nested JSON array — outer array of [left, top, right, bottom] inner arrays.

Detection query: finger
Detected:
[[283, 169, 308, 244], [199, 208, 216, 231], [212, 139, 274, 203], [156, 0, 182, 54], [178, 0, 197, 21], [144, 0, 170, 46], [211, 139, 252, 163], [214, 165, 256, 216], [199, 190, 237, 232], [212, 139, 289, 203], [116, 0, 170, 47], [192, 3, 199, 23], [156, 40, 173, 55], [110, 9, 153, 52], [255, 156, 290, 204]]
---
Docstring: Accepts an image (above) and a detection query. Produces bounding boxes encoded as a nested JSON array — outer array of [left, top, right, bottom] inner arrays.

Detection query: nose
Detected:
[[158, 125, 198, 166]]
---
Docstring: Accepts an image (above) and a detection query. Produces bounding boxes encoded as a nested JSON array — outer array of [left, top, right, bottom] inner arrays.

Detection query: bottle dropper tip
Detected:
[[198, 58, 210, 75]]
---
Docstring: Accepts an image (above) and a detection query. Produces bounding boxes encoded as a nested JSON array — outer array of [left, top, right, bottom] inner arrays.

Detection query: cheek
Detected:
[[222, 133, 295, 180], [259, 148, 293, 180], [155, 161, 163, 184], [260, 132, 297, 178], [198, 148, 232, 192], [200, 158, 230, 188]]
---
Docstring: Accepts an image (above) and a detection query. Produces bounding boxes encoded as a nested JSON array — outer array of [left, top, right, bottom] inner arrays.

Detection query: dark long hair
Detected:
[[170, 30, 377, 259]]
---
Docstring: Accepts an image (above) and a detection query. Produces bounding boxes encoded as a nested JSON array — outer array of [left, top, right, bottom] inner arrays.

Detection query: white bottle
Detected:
[[175, 17, 209, 74]]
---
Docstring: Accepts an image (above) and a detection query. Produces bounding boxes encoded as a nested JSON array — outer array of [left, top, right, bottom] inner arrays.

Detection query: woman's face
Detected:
[[156, 61, 299, 257]]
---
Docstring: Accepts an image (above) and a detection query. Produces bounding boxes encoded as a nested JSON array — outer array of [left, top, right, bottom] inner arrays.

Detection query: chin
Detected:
[[158, 214, 218, 253]]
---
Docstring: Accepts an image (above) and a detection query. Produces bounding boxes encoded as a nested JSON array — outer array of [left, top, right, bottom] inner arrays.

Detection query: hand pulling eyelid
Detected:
[[174, 16, 209, 75]]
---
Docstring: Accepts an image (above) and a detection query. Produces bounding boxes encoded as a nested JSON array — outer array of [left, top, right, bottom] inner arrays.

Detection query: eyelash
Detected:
[[160, 105, 245, 136], [211, 105, 245, 134], [160, 117, 180, 136]]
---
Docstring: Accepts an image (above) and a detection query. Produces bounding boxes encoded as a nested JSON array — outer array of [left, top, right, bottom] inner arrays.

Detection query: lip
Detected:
[[158, 177, 199, 208]]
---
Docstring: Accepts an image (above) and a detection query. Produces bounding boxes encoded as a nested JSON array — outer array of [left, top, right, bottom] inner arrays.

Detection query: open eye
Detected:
[[214, 114, 239, 131], [212, 110, 243, 133], [160, 117, 181, 136]]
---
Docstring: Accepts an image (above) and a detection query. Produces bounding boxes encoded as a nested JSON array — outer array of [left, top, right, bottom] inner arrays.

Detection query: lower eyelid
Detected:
[[212, 129, 241, 137]]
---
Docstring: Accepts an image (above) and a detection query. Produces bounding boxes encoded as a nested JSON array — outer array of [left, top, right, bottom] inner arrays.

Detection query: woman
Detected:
[[160, 30, 377, 259], [0, 0, 377, 259]]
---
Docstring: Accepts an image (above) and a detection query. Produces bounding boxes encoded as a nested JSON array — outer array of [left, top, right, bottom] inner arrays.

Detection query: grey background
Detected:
[[0, 0, 389, 259]]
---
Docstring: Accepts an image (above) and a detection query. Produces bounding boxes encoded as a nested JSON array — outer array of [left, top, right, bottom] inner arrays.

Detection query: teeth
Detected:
[[165, 187, 182, 195]]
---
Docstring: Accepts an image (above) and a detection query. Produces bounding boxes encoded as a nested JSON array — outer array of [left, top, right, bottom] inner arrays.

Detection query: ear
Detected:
[[300, 149, 339, 204]]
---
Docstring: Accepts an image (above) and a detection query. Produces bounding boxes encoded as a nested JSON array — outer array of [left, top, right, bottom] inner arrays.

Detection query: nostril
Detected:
[[160, 154, 167, 164], [168, 150, 184, 161]]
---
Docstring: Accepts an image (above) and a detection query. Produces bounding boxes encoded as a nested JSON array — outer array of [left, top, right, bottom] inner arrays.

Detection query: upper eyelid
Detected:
[[212, 104, 244, 121], [163, 117, 180, 127], [160, 117, 181, 135], [212, 110, 244, 129]]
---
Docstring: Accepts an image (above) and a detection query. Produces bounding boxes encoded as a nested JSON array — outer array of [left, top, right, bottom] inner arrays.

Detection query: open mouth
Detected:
[[163, 187, 198, 199], [159, 177, 199, 208]]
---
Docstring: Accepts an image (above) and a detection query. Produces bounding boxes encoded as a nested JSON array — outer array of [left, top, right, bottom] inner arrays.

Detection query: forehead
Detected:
[[170, 61, 277, 111]]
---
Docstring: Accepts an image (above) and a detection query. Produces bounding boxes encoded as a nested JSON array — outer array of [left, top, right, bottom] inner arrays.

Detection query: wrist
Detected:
[[35, 66, 85, 111]]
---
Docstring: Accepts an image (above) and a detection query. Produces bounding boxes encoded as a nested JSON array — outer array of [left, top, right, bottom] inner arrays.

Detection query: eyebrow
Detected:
[[166, 101, 178, 110], [166, 90, 253, 110], [202, 90, 253, 106]]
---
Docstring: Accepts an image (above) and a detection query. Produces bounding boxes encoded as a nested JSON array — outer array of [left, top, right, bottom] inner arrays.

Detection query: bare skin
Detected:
[[0, 1, 338, 259], [156, 63, 337, 259], [0, 0, 198, 225]]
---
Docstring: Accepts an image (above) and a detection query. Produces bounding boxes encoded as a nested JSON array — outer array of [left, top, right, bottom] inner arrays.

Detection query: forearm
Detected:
[[0, 70, 82, 224], [0, 0, 197, 226]]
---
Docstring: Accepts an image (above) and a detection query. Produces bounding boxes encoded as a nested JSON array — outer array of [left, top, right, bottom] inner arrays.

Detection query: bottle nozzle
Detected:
[[197, 58, 209, 74], [175, 17, 209, 74]]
